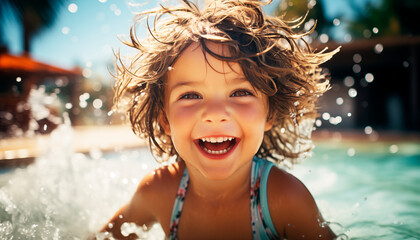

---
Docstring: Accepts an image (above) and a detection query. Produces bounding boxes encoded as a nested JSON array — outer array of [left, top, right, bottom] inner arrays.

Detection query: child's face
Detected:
[[162, 42, 272, 180]]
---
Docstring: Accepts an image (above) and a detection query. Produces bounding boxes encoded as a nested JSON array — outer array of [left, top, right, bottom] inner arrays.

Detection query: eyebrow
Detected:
[[169, 77, 250, 91], [230, 77, 249, 84], [170, 80, 200, 91]]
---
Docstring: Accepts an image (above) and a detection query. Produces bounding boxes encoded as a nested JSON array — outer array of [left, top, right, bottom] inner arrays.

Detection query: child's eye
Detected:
[[179, 92, 202, 100], [231, 89, 254, 97]]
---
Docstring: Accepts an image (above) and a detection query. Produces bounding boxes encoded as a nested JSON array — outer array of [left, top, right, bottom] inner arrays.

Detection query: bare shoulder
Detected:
[[267, 167, 336, 239], [137, 161, 185, 196], [100, 162, 185, 238], [267, 167, 312, 203], [127, 161, 185, 227]]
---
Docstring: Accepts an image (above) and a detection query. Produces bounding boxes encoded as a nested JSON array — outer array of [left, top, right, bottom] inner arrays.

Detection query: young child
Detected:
[[102, 0, 339, 239]]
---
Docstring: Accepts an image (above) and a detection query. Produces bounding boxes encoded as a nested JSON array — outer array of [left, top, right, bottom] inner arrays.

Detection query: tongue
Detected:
[[202, 141, 232, 151]]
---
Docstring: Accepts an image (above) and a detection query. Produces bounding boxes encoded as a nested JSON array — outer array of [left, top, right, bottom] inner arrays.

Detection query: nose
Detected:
[[201, 99, 231, 123]]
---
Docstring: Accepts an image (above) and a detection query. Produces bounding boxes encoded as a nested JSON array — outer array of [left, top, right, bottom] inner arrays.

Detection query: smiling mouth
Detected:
[[196, 137, 238, 155]]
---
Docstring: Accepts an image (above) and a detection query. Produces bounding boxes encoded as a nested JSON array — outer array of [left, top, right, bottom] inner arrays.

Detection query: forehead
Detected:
[[167, 41, 244, 82]]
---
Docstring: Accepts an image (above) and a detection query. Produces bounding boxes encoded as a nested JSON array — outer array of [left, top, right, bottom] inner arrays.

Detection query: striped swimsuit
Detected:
[[169, 156, 279, 240]]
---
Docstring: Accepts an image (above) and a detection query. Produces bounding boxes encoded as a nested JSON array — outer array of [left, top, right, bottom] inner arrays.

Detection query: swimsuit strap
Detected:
[[168, 157, 278, 239], [168, 167, 189, 240], [250, 156, 279, 240]]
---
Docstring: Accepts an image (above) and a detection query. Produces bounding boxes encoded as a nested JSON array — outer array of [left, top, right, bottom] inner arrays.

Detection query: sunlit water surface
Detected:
[[0, 124, 419, 239]]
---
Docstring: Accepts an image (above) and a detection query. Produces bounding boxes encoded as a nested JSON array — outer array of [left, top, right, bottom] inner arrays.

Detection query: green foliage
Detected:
[[346, 0, 420, 39], [273, 0, 332, 35]]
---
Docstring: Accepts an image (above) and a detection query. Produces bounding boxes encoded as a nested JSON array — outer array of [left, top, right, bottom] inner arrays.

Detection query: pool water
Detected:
[[0, 124, 419, 239], [291, 141, 420, 239]]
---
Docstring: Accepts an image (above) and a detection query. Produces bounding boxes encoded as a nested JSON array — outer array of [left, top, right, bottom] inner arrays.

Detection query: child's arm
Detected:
[[268, 168, 337, 240], [99, 172, 159, 239]]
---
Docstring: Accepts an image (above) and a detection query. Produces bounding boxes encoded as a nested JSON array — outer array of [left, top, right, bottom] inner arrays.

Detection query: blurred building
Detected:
[[319, 36, 420, 132], [0, 49, 82, 137]]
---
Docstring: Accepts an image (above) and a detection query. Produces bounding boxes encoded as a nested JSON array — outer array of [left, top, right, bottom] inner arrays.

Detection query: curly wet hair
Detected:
[[113, 0, 338, 164]]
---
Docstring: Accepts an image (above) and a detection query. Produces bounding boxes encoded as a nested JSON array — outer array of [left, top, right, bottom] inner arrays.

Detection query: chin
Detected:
[[195, 159, 240, 181]]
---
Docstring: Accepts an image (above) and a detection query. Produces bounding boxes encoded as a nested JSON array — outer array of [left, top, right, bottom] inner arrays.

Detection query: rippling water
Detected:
[[292, 141, 420, 239], [0, 123, 419, 239]]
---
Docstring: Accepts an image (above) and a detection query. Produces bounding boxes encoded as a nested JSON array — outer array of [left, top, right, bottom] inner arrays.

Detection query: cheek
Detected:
[[234, 102, 269, 147], [167, 105, 197, 136], [234, 102, 268, 123]]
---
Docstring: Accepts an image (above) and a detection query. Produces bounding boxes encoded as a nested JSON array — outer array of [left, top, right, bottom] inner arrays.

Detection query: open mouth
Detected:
[[195, 137, 239, 156]]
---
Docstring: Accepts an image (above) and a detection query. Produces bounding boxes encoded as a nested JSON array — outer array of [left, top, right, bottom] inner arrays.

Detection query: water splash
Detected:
[[0, 117, 164, 239]]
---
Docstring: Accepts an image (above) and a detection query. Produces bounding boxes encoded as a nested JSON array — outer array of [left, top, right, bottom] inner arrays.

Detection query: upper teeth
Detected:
[[201, 137, 234, 143]]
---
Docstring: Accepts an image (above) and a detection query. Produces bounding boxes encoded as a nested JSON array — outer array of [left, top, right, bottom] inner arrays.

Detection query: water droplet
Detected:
[[372, 27, 379, 34], [374, 43, 383, 54], [79, 101, 88, 108], [365, 73, 374, 83], [336, 97, 344, 105], [353, 54, 362, 63], [294, 101, 299, 106], [364, 126, 373, 135], [68, 3, 78, 13], [82, 68, 92, 78], [304, 19, 315, 31], [168, 66, 173, 71], [93, 99, 103, 109], [333, 18, 340, 26], [61, 27, 70, 35], [347, 148, 355, 157], [348, 88, 357, 98], [403, 61, 409, 68], [108, 223, 113, 229], [141, 163, 148, 170], [352, 64, 361, 73], [347, 112, 352, 117], [363, 29, 372, 38], [344, 34, 352, 42], [315, 119, 322, 127], [389, 144, 399, 153], [322, 112, 330, 120], [329, 116, 342, 125], [344, 76, 355, 87], [121, 222, 130, 237], [122, 178, 129, 185], [319, 33, 329, 43], [65, 103, 73, 109], [307, 0, 316, 9], [16, 77, 22, 82], [79, 93, 90, 101]]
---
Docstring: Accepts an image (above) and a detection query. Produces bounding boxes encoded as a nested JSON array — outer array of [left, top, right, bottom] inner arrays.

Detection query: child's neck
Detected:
[[184, 161, 253, 204]]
